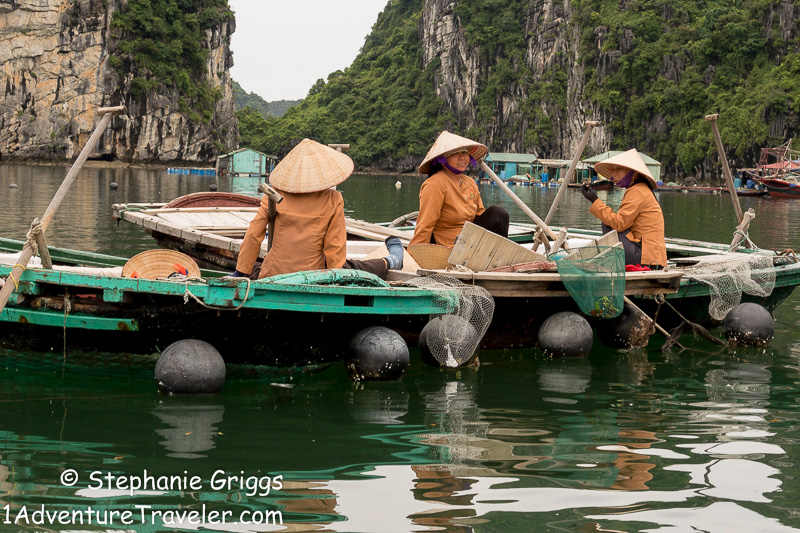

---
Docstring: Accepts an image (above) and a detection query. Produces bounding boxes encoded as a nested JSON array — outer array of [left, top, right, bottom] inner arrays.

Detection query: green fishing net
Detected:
[[551, 245, 626, 318]]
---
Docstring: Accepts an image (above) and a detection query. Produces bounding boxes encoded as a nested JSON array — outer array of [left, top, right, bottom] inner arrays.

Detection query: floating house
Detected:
[[484, 153, 592, 183], [583, 151, 662, 182], [216, 148, 276, 177], [484, 153, 539, 180]]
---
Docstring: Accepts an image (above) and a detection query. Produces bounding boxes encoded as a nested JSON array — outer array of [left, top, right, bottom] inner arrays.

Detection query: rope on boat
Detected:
[[25, 219, 41, 257], [183, 278, 252, 310], [732, 228, 757, 249], [654, 294, 724, 349], [8, 264, 27, 291], [445, 264, 477, 284]]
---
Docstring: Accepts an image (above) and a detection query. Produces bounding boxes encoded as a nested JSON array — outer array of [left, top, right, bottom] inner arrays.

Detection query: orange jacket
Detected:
[[409, 170, 485, 248], [236, 189, 347, 278], [589, 182, 667, 267]]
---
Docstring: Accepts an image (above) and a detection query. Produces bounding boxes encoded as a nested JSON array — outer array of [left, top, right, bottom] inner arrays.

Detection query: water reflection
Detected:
[[348, 385, 409, 426], [154, 398, 225, 459]]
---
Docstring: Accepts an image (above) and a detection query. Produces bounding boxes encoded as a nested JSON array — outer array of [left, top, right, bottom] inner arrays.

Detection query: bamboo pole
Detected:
[[704, 114, 744, 224], [544, 120, 600, 225], [0, 105, 126, 314]]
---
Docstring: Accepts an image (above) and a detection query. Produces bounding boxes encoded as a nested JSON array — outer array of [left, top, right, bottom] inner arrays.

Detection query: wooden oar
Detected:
[[480, 161, 559, 242], [705, 114, 744, 224], [0, 105, 126, 314], [257, 182, 283, 252], [544, 120, 600, 225]]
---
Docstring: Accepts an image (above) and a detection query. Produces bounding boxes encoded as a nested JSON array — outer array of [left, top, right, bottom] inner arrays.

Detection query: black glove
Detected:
[[226, 270, 246, 278], [581, 183, 598, 203]]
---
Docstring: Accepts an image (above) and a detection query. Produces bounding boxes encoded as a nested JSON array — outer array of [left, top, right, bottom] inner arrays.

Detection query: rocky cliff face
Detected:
[[0, 0, 237, 163], [420, 0, 800, 179], [421, 0, 607, 161]]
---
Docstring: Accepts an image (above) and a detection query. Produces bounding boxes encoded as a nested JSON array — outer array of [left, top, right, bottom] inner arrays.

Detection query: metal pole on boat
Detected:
[[0, 105, 126, 314], [479, 161, 559, 242], [544, 120, 601, 225], [705, 114, 745, 224]]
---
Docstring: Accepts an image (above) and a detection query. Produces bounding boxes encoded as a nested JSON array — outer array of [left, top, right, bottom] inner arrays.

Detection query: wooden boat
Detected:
[[756, 178, 800, 198], [567, 178, 614, 191], [0, 238, 457, 366], [113, 195, 800, 349], [656, 185, 768, 197], [389, 225, 800, 345], [112, 195, 538, 270]]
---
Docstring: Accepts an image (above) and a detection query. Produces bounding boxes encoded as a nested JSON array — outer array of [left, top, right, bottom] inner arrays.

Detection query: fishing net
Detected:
[[681, 252, 775, 321], [551, 245, 626, 319], [406, 274, 495, 367]]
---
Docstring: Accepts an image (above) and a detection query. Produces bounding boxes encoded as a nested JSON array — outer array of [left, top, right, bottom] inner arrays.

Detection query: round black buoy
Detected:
[[346, 326, 409, 381], [538, 312, 593, 357], [419, 315, 479, 367], [723, 303, 774, 346], [596, 303, 654, 349], [9, 183, 18, 189], [209, 183, 218, 191], [110, 182, 118, 190], [155, 339, 226, 394]]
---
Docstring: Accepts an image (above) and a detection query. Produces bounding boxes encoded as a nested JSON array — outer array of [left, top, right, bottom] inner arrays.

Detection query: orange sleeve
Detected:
[[409, 179, 445, 246], [323, 192, 347, 268], [235, 195, 269, 275]]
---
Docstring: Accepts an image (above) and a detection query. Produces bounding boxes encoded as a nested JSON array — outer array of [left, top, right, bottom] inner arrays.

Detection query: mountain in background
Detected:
[[237, 0, 800, 179], [233, 81, 300, 118]]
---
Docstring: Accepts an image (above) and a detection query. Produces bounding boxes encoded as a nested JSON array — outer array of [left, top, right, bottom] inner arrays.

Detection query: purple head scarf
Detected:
[[435, 154, 478, 175], [615, 170, 636, 188]]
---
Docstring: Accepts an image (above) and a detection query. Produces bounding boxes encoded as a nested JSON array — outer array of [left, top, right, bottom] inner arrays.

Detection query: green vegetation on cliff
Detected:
[[233, 81, 300, 118], [109, 0, 233, 124], [236, 0, 449, 169], [238, 0, 800, 174], [572, 0, 800, 174]]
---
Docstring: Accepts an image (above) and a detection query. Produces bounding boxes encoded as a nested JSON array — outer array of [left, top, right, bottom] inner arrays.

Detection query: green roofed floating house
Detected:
[[583, 151, 663, 183], [483, 153, 592, 184], [216, 147, 276, 177]]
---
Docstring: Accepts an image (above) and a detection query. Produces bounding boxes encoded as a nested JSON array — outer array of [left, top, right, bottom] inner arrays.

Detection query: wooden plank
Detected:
[[345, 219, 411, 243], [0, 308, 139, 331], [448, 222, 549, 271]]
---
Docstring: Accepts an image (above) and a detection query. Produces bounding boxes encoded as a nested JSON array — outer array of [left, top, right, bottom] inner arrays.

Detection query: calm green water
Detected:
[[1, 164, 800, 532]]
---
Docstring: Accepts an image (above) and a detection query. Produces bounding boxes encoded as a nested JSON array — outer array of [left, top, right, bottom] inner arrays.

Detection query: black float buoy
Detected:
[[155, 339, 226, 394], [110, 182, 118, 190], [419, 315, 479, 367], [538, 312, 593, 357], [346, 326, 409, 381], [209, 183, 218, 191], [596, 303, 653, 349], [9, 183, 18, 189], [723, 302, 774, 346]]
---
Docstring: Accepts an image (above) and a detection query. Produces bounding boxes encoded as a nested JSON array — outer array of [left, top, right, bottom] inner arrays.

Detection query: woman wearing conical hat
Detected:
[[409, 131, 509, 248], [581, 149, 667, 268], [232, 139, 404, 279]]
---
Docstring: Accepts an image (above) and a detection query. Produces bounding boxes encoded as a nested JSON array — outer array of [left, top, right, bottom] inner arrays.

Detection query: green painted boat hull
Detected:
[[0, 241, 457, 365]]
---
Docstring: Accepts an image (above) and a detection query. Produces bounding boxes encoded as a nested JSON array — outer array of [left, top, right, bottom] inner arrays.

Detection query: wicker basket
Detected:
[[408, 244, 452, 270]]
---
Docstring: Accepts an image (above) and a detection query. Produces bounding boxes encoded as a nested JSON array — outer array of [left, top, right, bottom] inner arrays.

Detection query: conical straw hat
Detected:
[[593, 149, 656, 188], [418, 131, 488, 174], [408, 244, 453, 270], [122, 249, 201, 279], [268, 138, 354, 193]]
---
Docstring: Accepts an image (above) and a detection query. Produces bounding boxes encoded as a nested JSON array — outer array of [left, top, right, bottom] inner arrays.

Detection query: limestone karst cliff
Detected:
[[0, 0, 237, 163], [419, 0, 800, 178]]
